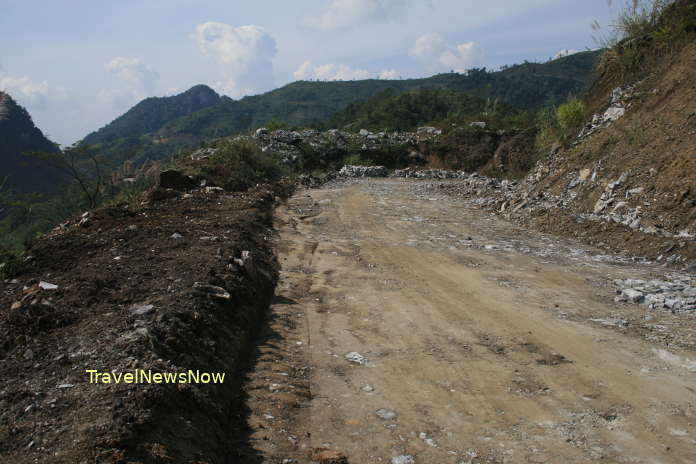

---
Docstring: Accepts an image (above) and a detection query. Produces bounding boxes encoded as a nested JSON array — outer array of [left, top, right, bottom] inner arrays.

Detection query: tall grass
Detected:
[[592, 0, 695, 78], [593, 0, 675, 48]]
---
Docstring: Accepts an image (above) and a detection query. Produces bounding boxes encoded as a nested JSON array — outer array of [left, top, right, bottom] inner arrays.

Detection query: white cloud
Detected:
[[105, 57, 159, 94], [293, 60, 314, 80], [212, 79, 256, 99], [379, 69, 400, 79], [439, 42, 482, 72], [293, 61, 370, 81], [194, 22, 276, 98], [411, 33, 482, 73], [100, 57, 159, 111], [302, 0, 411, 31], [411, 33, 446, 59], [0, 67, 67, 112], [0, 75, 50, 107], [553, 48, 580, 60]]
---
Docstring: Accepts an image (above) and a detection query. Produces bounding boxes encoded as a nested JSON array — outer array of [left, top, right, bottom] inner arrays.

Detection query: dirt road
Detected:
[[243, 179, 696, 463]]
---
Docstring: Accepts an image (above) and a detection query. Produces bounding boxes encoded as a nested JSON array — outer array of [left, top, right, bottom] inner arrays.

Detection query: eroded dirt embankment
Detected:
[[0, 182, 291, 463]]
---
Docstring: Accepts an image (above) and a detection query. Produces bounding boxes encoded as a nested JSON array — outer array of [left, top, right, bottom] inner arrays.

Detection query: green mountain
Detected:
[[0, 91, 62, 194], [83, 84, 222, 145], [324, 88, 525, 132], [84, 50, 602, 166]]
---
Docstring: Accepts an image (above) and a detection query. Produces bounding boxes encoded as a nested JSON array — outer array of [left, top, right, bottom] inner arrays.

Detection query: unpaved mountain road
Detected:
[[242, 179, 696, 464]]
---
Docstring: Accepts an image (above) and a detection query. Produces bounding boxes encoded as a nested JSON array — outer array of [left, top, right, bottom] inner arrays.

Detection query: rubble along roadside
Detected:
[[0, 176, 294, 463]]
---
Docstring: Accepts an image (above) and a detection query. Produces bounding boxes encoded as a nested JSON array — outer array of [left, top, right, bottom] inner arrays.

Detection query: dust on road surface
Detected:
[[243, 179, 696, 464]]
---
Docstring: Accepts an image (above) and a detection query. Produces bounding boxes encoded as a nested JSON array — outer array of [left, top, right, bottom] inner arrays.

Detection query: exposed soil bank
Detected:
[[0, 181, 292, 463]]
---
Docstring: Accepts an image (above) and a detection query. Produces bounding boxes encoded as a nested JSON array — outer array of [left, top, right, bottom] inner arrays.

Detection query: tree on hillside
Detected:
[[25, 144, 110, 209]]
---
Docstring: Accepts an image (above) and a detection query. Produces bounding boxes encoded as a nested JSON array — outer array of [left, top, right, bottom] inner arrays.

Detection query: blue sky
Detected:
[[0, 0, 617, 145]]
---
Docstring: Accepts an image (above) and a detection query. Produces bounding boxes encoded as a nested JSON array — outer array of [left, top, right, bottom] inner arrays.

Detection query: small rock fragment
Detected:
[[193, 282, 231, 301], [621, 288, 644, 303], [38, 281, 58, 290], [344, 352, 367, 365], [375, 408, 397, 420], [392, 455, 415, 464], [129, 304, 154, 316]]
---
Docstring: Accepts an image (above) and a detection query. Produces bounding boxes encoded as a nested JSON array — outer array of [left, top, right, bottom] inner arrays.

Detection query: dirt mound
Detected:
[[0, 181, 292, 463]]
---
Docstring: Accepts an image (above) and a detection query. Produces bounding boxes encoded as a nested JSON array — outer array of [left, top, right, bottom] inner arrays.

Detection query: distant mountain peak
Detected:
[[82, 84, 222, 145], [183, 84, 218, 95]]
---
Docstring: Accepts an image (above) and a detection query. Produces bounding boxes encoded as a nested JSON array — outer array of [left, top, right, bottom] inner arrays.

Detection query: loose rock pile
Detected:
[[420, 155, 694, 259], [392, 168, 468, 179], [235, 127, 440, 166], [614, 276, 696, 312], [339, 165, 388, 177], [577, 85, 637, 141]]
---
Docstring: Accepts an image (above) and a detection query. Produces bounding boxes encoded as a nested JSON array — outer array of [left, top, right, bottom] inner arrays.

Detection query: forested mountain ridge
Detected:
[[83, 50, 601, 166], [82, 84, 222, 145], [0, 92, 62, 194]]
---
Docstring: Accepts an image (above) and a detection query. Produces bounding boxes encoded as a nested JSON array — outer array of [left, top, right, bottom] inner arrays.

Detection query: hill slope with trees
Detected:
[[85, 50, 602, 166], [0, 92, 62, 194]]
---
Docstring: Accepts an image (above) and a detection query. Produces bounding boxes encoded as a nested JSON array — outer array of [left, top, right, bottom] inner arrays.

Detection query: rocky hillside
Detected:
[[190, 123, 535, 179], [403, 0, 696, 266], [0, 92, 62, 194], [518, 0, 696, 263]]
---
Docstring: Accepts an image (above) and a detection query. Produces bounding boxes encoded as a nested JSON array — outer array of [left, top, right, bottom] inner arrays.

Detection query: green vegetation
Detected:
[[197, 139, 288, 192], [81, 51, 601, 172], [83, 85, 221, 145], [535, 0, 696, 154], [0, 50, 606, 256], [534, 98, 586, 151], [0, 92, 63, 195], [556, 99, 586, 139], [0, 143, 158, 255], [324, 88, 533, 132], [594, 0, 696, 79]]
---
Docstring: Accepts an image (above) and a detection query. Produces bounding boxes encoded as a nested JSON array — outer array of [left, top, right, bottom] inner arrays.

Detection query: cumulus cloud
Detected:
[[302, 0, 411, 31], [0, 66, 66, 111], [379, 69, 400, 79], [194, 22, 276, 98], [105, 57, 159, 95], [553, 48, 580, 60], [439, 42, 483, 72], [411, 33, 483, 73], [99, 56, 159, 110], [293, 61, 370, 81], [293, 61, 314, 81], [411, 33, 482, 73], [411, 33, 445, 59]]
